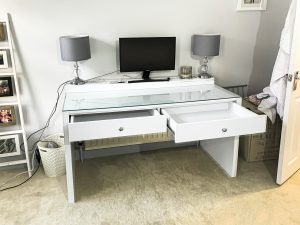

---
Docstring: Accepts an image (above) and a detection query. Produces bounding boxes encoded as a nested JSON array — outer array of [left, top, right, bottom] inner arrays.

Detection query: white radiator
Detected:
[[84, 129, 173, 151]]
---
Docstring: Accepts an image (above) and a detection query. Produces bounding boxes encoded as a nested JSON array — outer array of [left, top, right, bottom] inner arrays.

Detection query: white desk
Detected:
[[63, 80, 267, 203]]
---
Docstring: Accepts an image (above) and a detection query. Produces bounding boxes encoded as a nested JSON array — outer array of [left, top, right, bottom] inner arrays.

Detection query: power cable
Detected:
[[0, 70, 118, 191]]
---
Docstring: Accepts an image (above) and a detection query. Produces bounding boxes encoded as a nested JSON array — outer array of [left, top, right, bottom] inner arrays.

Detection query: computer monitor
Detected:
[[119, 37, 176, 83]]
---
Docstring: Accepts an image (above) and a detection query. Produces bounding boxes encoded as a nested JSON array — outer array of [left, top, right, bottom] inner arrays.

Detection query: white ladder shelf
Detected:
[[0, 13, 31, 175]]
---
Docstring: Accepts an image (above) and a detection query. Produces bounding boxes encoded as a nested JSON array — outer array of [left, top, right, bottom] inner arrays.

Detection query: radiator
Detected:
[[84, 129, 173, 151]]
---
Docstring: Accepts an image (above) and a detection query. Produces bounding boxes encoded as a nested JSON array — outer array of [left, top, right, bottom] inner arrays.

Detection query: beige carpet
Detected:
[[1, 146, 300, 225]]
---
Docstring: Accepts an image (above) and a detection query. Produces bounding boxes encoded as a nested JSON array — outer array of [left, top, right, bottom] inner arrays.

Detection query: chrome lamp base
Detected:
[[198, 73, 213, 79], [70, 77, 86, 85]]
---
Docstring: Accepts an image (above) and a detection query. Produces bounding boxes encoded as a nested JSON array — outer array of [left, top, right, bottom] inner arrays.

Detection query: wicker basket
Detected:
[[37, 134, 65, 177]]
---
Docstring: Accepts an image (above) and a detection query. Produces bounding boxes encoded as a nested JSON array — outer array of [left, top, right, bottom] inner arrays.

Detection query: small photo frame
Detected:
[[0, 134, 21, 158], [0, 77, 13, 97], [0, 50, 9, 69], [0, 23, 5, 41], [0, 105, 16, 126], [236, 0, 267, 11]]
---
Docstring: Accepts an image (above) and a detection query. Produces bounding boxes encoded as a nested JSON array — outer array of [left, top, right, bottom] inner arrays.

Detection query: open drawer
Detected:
[[68, 109, 167, 142], [161, 102, 267, 143]]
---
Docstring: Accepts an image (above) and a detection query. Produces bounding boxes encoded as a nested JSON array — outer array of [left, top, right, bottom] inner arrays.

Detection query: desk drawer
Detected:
[[68, 109, 167, 142], [161, 102, 267, 143]]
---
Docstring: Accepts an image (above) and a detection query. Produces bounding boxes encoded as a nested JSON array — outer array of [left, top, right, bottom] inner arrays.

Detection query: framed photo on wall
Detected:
[[0, 134, 21, 158], [0, 50, 8, 69], [236, 0, 267, 11], [0, 77, 13, 97], [0, 105, 16, 126]]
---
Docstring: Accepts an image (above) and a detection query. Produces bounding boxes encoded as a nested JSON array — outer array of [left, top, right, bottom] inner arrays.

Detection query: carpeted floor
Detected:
[[1, 146, 300, 225]]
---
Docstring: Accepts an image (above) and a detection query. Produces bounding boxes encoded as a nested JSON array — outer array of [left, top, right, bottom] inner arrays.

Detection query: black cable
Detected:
[[37, 81, 70, 141], [20, 80, 71, 151], [20, 70, 119, 151], [0, 162, 40, 192], [3, 70, 117, 191], [85, 70, 119, 82], [2, 80, 70, 192]]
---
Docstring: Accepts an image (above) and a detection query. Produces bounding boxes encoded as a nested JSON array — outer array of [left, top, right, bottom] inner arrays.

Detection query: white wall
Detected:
[[0, 0, 289, 145]]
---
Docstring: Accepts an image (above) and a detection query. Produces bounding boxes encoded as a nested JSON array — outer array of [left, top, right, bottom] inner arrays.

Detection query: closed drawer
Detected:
[[68, 109, 167, 142], [161, 102, 267, 143]]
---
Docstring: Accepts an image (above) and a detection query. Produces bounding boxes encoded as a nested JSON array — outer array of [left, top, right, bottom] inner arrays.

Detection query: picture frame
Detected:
[[0, 23, 5, 41], [236, 0, 267, 11], [0, 50, 8, 69], [0, 134, 21, 158], [0, 105, 16, 126], [0, 77, 13, 97]]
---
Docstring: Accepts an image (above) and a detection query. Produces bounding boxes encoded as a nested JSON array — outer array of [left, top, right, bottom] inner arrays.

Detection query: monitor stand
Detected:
[[128, 71, 170, 83]]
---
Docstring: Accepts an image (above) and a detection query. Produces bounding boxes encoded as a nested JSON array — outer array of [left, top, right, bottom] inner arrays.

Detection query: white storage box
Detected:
[[37, 134, 65, 177]]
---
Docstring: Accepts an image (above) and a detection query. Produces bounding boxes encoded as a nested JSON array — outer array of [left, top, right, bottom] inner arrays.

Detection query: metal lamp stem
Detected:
[[71, 61, 86, 85], [198, 56, 213, 79]]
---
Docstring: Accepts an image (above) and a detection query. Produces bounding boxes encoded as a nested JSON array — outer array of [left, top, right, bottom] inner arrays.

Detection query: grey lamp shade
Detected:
[[59, 35, 91, 62], [192, 34, 220, 56]]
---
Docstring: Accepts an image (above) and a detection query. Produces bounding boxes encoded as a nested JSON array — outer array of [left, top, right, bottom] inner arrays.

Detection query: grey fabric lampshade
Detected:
[[192, 34, 220, 56], [59, 35, 91, 61]]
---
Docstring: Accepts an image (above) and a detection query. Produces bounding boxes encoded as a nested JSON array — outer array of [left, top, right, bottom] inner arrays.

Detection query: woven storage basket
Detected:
[[37, 134, 65, 177]]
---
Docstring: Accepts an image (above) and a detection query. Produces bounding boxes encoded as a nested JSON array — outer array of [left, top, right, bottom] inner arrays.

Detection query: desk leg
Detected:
[[65, 142, 76, 203], [200, 136, 239, 177]]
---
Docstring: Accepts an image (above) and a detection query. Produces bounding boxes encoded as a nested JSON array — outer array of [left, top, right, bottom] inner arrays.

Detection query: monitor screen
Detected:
[[119, 37, 176, 73]]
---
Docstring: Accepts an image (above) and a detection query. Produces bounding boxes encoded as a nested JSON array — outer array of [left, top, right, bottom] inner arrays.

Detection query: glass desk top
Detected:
[[63, 85, 240, 112]]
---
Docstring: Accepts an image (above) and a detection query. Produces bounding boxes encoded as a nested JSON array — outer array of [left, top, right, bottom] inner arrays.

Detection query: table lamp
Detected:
[[192, 34, 220, 78], [59, 35, 91, 85]]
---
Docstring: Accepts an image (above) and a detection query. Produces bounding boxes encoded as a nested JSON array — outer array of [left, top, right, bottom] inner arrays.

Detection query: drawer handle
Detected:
[[119, 127, 124, 132], [222, 128, 228, 133]]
